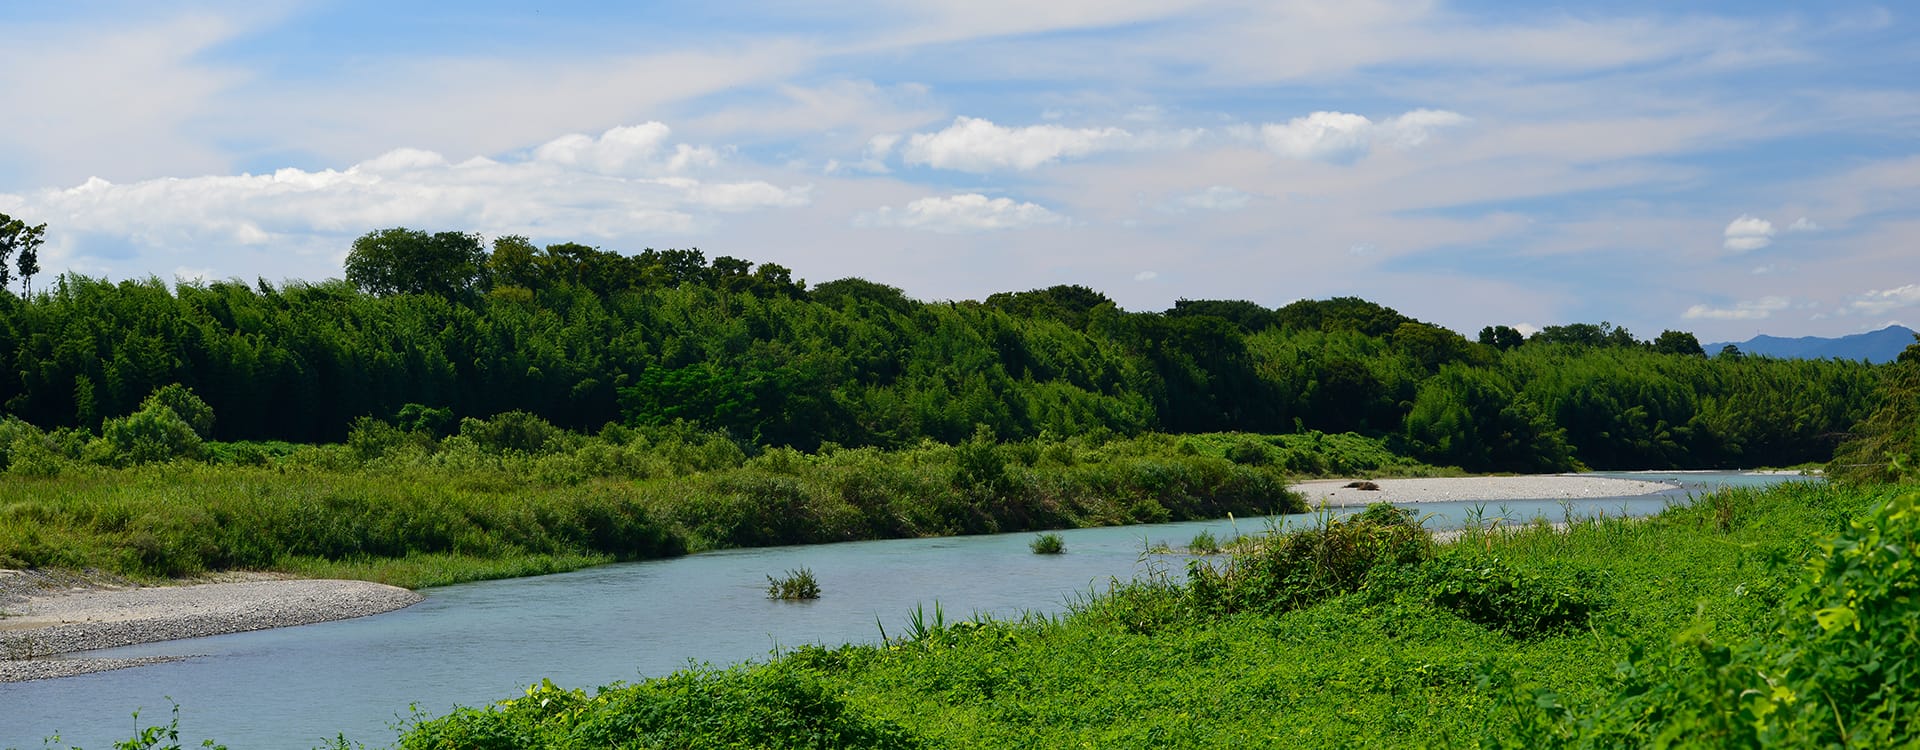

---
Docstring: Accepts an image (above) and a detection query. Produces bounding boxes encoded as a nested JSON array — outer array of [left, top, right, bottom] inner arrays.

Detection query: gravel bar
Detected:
[[0, 578, 422, 683], [1291, 474, 1678, 507]]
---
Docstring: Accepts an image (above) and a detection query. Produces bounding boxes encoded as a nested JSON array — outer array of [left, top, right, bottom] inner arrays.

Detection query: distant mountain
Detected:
[[1707, 324, 1917, 364]]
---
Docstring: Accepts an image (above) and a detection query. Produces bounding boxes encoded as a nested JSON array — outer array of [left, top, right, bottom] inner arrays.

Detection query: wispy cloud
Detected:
[[1683, 296, 1792, 320], [1258, 109, 1469, 162], [1846, 284, 1920, 316]]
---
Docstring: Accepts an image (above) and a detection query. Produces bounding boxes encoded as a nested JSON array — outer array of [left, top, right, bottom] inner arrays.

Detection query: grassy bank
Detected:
[[0, 426, 1346, 588], [385, 480, 1918, 748]]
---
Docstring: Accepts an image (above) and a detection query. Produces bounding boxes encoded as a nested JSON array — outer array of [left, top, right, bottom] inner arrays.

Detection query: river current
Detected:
[[0, 471, 1794, 748]]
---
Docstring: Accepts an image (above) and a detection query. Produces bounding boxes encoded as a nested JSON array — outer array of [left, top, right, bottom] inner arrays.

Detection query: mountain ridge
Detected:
[[1706, 324, 1917, 363]]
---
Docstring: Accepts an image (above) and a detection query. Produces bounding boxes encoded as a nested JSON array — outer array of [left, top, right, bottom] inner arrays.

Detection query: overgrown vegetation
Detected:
[[0, 394, 1310, 586], [369, 480, 1914, 748], [0, 229, 1885, 473]]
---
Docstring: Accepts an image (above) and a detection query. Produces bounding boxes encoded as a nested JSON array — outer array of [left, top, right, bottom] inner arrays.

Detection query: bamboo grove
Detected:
[[0, 229, 1893, 474]]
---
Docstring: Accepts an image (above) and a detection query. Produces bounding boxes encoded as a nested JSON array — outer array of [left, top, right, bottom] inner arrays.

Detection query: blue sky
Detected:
[[0, 0, 1915, 341]]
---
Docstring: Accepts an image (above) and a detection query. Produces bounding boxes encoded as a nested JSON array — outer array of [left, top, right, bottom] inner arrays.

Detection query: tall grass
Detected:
[[0, 427, 1314, 588]]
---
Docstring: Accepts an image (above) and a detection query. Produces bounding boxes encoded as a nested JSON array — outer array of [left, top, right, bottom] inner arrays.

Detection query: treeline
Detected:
[[0, 228, 1888, 471]]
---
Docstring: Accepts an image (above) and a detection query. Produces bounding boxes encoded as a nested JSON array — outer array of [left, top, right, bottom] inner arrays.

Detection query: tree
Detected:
[[1652, 330, 1706, 356], [0, 212, 47, 295], [344, 228, 488, 299], [1477, 325, 1525, 351]]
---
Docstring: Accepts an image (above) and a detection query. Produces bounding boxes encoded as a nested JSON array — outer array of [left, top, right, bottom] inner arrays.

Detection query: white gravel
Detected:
[[0, 576, 421, 683], [1292, 474, 1678, 507]]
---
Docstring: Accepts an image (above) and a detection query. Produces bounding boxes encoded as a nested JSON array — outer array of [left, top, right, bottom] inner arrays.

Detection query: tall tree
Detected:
[[0, 212, 47, 295], [344, 228, 489, 299]]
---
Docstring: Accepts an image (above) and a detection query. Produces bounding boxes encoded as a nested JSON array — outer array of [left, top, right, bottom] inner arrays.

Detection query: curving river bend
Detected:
[[0, 472, 1792, 749]]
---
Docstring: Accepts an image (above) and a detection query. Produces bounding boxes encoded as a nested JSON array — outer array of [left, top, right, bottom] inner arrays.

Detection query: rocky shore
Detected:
[[1291, 474, 1679, 506], [0, 572, 421, 683]]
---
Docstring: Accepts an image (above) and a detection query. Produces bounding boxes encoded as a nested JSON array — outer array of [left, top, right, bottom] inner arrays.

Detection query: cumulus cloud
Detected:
[[1722, 215, 1775, 252], [854, 193, 1064, 233], [1846, 284, 1920, 316], [3, 123, 810, 270], [1682, 296, 1791, 320], [1259, 109, 1469, 162], [900, 116, 1133, 172]]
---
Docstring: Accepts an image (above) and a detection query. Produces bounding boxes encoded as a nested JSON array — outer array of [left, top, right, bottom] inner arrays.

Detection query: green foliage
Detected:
[[1187, 529, 1220, 554], [141, 384, 215, 439], [1404, 366, 1576, 473], [99, 398, 204, 466], [1029, 532, 1064, 554], [0, 429, 1308, 586], [398, 667, 921, 750], [1652, 329, 1707, 356], [1831, 336, 1920, 483], [0, 245, 1877, 471], [1373, 553, 1606, 639], [768, 567, 822, 600], [1188, 502, 1429, 617], [344, 228, 488, 299], [459, 411, 563, 455], [0, 211, 47, 296]]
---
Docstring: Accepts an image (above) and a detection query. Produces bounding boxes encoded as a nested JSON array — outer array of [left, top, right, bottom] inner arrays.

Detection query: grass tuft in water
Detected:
[[1029, 533, 1065, 555], [766, 567, 821, 600]]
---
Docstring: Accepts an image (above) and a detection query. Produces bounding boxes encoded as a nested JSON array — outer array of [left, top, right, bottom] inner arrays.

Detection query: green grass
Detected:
[[1028, 532, 1064, 554], [0, 430, 1322, 589], [385, 480, 1908, 748]]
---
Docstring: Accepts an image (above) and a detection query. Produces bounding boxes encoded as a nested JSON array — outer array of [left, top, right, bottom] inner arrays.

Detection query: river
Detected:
[[0, 471, 1795, 748]]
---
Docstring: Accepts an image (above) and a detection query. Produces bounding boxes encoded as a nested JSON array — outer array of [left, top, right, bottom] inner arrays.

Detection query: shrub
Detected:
[[400, 666, 921, 749], [1030, 532, 1065, 554], [99, 401, 204, 465], [767, 567, 821, 600], [1189, 529, 1220, 554], [1188, 502, 1428, 616], [141, 384, 216, 439], [1382, 554, 1605, 639]]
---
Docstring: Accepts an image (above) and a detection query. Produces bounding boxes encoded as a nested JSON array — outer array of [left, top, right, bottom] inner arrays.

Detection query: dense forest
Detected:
[[0, 227, 1888, 474]]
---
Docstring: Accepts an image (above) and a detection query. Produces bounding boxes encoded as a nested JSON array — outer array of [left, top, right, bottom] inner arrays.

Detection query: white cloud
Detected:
[[1787, 217, 1820, 232], [900, 116, 1133, 172], [1259, 109, 1469, 162], [1846, 284, 1920, 316], [1170, 186, 1252, 212], [1682, 296, 1791, 320], [1262, 112, 1373, 161], [1513, 323, 1542, 337], [854, 193, 1064, 233], [1722, 215, 1775, 252], [3, 123, 810, 272], [1134, 270, 1159, 281]]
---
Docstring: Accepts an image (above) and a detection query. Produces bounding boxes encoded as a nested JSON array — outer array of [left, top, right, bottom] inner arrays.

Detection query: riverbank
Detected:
[[1292, 473, 1677, 506], [0, 571, 420, 682]]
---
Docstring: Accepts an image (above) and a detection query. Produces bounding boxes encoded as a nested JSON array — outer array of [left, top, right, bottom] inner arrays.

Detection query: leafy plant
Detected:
[[766, 567, 821, 600], [1029, 532, 1065, 555]]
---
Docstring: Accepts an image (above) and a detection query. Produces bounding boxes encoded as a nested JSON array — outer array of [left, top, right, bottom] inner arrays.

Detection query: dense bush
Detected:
[[398, 668, 922, 750], [1187, 502, 1429, 616]]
